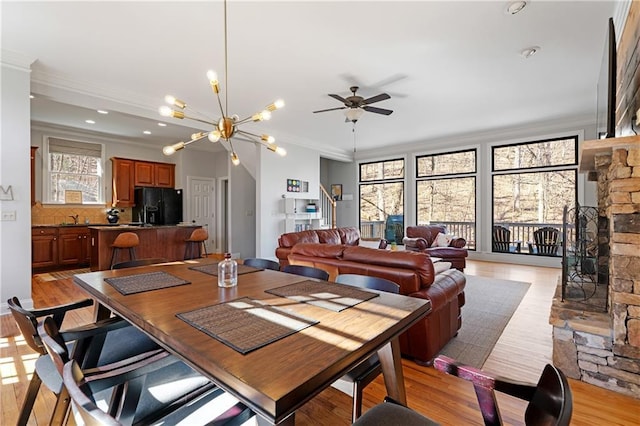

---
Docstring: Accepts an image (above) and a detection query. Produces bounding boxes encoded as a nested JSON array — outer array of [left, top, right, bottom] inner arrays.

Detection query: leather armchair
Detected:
[[402, 225, 468, 271]]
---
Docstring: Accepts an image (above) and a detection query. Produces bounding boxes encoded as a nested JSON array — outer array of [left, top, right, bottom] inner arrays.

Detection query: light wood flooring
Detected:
[[1, 260, 638, 425]]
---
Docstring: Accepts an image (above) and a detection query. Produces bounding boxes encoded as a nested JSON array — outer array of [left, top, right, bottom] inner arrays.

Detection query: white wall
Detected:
[[256, 143, 320, 260], [0, 59, 33, 313], [230, 162, 256, 258]]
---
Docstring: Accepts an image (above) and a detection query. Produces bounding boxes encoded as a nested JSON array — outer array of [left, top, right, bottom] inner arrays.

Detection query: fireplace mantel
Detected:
[[579, 134, 640, 173]]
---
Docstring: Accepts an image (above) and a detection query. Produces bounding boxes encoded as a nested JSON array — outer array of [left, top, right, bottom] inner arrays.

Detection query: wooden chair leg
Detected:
[[49, 386, 71, 426], [110, 248, 118, 269], [16, 371, 42, 426]]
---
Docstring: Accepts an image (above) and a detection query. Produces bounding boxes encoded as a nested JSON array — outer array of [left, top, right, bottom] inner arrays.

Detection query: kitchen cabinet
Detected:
[[134, 161, 175, 188], [111, 158, 175, 207], [111, 158, 135, 207], [58, 227, 91, 266], [32, 228, 58, 269]]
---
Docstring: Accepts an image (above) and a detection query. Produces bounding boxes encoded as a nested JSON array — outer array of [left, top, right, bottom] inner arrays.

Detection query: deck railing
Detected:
[[360, 220, 563, 254]]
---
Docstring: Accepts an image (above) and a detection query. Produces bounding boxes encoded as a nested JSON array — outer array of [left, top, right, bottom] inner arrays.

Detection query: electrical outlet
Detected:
[[1, 210, 16, 221]]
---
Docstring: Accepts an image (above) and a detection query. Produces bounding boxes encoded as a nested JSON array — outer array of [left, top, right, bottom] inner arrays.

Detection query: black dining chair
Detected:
[[282, 264, 330, 281], [111, 257, 168, 270], [242, 257, 280, 271], [7, 296, 159, 426], [39, 316, 251, 426], [354, 355, 573, 426], [334, 274, 400, 422]]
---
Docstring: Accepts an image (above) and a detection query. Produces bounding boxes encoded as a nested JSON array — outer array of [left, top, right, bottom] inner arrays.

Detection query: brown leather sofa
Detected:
[[287, 243, 466, 364], [276, 227, 360, 268], [402, 225, 468, 271]]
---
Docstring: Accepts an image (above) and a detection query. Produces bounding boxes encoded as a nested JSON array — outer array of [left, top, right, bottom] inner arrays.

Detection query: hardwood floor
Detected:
[[1, 260, 638, 425]]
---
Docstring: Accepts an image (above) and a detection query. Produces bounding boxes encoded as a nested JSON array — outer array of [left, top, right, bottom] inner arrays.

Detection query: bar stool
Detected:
[[184, 228, 208, 260], [110, 232, 139, 269]]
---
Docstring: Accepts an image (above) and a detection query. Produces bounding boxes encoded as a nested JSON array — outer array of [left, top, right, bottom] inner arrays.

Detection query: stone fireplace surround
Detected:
[[550, 135, 640, 398]]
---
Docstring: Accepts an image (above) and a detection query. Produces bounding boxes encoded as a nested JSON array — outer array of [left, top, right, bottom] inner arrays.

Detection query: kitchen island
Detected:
[[89, 224, 201, 271]]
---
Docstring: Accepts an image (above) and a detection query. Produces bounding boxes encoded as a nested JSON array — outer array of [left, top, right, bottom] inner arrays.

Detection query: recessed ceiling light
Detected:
[[97, 110, 109, 114], [158, 123, 167, 127], [505, 1, 527, 15], [85, 119, 95, 124], [143, 130, 152, 135], [520, 46, 541, 59]]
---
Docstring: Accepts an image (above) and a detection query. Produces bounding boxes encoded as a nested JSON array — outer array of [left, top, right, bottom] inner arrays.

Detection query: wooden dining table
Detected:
[[72, 258, 431, 425]]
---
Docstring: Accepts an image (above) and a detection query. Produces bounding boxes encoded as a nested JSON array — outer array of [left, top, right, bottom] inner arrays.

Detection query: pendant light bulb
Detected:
[[231, 152, 240, 166], [208, 130, 221, 142]]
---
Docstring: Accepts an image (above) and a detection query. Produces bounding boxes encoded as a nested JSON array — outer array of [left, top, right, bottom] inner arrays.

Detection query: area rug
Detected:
[[33, 268, 90, 282], [438, 274, 531, 368]]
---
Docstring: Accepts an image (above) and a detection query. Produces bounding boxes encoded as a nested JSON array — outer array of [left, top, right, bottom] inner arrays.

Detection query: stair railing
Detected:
[[319, 184, 337, 229]]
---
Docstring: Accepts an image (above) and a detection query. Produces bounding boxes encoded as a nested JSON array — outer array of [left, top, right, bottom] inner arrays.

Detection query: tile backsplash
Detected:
[[31, 202, 132, 225]]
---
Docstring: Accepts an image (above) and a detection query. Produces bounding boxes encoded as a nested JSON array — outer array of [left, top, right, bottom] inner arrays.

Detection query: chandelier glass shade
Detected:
[[160, 0, 285, 165]]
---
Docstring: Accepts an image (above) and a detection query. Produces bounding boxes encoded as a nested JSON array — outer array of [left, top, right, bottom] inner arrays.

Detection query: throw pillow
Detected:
[[431, 232, 454, 247]]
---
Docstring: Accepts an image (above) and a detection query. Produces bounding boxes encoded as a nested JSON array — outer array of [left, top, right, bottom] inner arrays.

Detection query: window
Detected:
[[416, 149, 476, 249], [359, 159, 404, 243], [491, 136, 578, 255], [44, 137, 104, 204]]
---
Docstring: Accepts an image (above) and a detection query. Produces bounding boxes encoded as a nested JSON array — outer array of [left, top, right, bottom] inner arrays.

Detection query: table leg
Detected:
[[376, 337, 407, 404], [93, 302, 112, 322]]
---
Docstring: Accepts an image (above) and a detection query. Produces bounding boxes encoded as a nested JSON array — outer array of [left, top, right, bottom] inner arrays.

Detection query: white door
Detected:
[[188, 177, 215, 253]]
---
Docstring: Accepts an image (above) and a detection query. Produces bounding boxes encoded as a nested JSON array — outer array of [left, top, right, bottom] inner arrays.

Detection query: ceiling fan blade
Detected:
[[362, 93, 391, 105], [363, 105, 393, 115], [313, 106, 347, 113], [328, 94, 348, 103]]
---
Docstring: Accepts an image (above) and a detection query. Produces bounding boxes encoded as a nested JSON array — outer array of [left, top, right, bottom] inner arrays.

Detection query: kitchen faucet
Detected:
[[69, 214, 79, 225]]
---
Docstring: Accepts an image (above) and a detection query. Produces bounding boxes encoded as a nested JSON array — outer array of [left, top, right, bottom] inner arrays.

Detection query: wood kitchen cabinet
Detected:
[[134, 161, 175, 188], [58, 227, 91, 266], [111, 158, 135, 207], [111, 158, 175, 207], [32, 228, 58, 269]]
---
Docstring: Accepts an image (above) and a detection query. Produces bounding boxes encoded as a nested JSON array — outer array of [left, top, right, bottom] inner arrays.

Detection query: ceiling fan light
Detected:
[[345, 108, 364, 122]]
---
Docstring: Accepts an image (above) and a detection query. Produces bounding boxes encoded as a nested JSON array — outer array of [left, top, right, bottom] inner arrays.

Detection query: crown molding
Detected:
[[0, 49, 36, 71]]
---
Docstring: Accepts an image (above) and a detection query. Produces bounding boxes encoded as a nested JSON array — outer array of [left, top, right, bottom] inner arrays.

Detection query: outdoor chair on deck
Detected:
[[334, 274, 400, 422], [492, 225, 521, 253], [282, 264, 330, 281], [528, 227, 561, 256], [354, 355, 573, 426], [242, 257, 280, 271]]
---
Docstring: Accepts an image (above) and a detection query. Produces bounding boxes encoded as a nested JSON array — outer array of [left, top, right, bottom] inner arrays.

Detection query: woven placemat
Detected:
[[177, 297, 318, 354], [265, 280, 379, 312], [189, 263, 262, 277], [104, 271, 190, 295]]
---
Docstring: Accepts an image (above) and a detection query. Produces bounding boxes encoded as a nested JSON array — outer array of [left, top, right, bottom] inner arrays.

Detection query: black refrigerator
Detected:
[[132, 188, 183, 225]]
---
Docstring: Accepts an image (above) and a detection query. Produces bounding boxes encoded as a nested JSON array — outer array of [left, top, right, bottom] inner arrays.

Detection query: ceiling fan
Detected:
[[313, 86, 393, 122]]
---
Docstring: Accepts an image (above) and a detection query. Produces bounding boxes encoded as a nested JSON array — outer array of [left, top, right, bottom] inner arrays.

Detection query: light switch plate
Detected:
[[1, 210, 17, 221]]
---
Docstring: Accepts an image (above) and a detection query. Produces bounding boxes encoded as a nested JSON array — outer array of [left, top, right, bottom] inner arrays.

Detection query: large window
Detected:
[[416, 149, 476, 249], [359, 159, 404, 243], [492, 136, 578, 255], [44, 137, 104, 204]]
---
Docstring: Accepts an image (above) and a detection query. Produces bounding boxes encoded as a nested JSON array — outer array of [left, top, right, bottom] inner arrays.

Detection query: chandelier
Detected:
[[160, 0, 286, 165]]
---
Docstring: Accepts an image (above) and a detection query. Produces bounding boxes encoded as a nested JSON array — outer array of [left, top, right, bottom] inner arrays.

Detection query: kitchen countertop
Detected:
[[32, 223, 198, 228]]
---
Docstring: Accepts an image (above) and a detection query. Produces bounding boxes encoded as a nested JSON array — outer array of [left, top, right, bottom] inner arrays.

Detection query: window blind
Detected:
[[48, 137, 102, 157]]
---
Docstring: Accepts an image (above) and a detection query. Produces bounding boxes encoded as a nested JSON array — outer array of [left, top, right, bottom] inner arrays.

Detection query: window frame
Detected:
[[415, 148, 477, 250], [43, 136, 106, 205], [491, 136, 578, 173]]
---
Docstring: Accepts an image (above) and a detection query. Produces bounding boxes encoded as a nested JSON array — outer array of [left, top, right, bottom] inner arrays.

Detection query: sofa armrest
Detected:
[[402, 237, 429, 250], [449, 237, 466, 248]]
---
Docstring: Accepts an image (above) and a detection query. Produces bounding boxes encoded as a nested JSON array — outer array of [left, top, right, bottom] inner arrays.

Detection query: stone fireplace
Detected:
[[550, 136, 640, 398]]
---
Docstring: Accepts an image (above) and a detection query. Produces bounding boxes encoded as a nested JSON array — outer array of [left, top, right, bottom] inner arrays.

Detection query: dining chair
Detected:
[[242, 257, 280, 271], [111, 257, 168, 270], [40, 316, 239, 426], [354, 355, 573, 426], [492, 225, 521, 253], [282, 264, 330, 281], [7, 296, 92, 426], [8, 296, 159, 426], [334, 274, 400, 422]]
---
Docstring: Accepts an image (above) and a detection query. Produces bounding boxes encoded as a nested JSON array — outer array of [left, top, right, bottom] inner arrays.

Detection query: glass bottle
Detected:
[[218, 253, 237, 287]]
